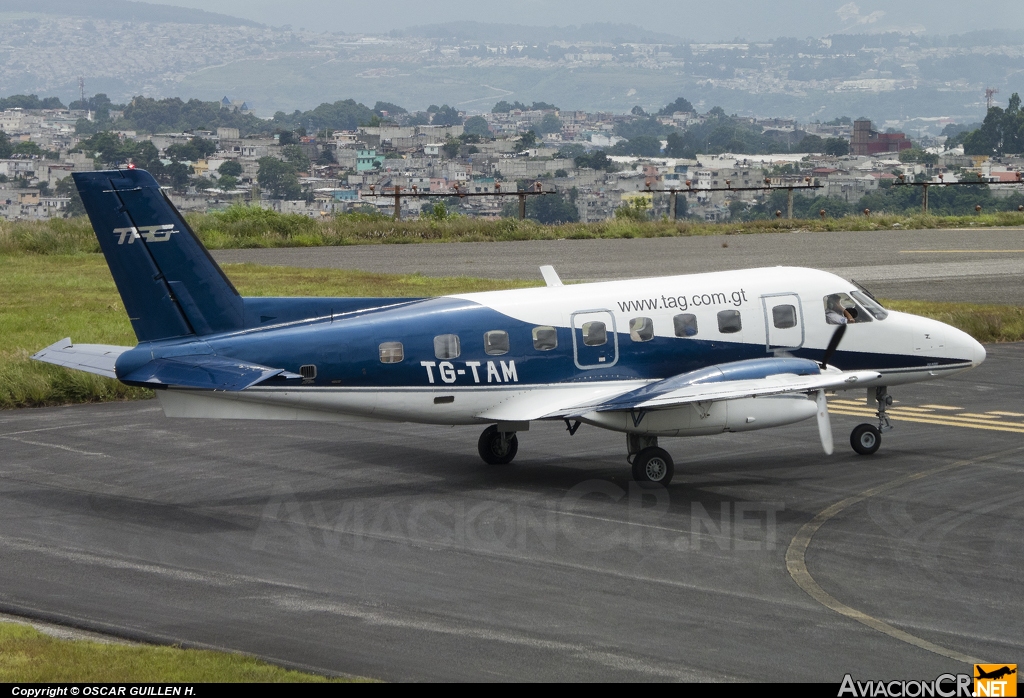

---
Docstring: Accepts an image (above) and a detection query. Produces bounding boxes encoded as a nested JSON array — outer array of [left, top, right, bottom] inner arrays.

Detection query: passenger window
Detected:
[[772, 304, 797, 329], [717, 310, 742, 334], [483, 330, 509, 355], [532, 326, 558, 351], [379, 342, 404, 363], [434, 334, 461, 359], [673, 313, 698, 337], [582, 321, 607, 346], [629, 317, 654, 342]]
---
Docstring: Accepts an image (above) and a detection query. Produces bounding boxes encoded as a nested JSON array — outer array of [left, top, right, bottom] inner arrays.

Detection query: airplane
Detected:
[[32, 168, 987, 485], [976, 667, 1016, 681]]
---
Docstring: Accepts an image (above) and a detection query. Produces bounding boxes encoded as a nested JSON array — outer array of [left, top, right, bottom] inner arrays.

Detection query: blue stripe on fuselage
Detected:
[[125, 297, 973, 388]]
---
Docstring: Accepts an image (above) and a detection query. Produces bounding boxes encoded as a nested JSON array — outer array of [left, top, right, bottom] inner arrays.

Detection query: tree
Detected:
[[538, 113, 563, 134], [164, 136, 216, 162], [554, 143, 587, 159], [963, 93, 1024, 155], [824, 137, 850, 156], [658, 97, 695, 115], [257, 157, 301, 199], [373, 101, 407, 116], [165, 162, 192, 192], [516, 131, 538, 151], [282, 144, 310, 173], [611, 135, 662, 157], [54, 176, 85, 217], [218, 160, 243, 177], [442, 138, 460, 159], [615, 197, 651, 221], [797, 134, 825, 152], [463, 116, 491, 137], [431, 104, 463, 126], [526, 192, 579, 223], [218, 174, 239, 190], [0, 130, 11, 158], [574, 150, 615, 171]]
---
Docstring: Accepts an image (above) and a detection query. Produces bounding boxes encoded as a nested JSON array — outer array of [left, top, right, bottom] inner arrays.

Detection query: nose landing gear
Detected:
[[851, 386, 892, 455]]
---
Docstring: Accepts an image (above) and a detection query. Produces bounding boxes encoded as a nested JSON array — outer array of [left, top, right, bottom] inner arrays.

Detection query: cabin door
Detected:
[[570, 309, 619, 369], [760, 293, 805, 353]]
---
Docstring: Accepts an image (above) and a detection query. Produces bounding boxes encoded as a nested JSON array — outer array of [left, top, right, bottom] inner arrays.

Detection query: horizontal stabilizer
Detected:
[[120, 355, 300, 391], [31, 338, 130, 379]]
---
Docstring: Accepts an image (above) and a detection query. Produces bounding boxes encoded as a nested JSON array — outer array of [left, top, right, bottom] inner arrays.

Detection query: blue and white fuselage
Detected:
[[33, 169, 986, 485]]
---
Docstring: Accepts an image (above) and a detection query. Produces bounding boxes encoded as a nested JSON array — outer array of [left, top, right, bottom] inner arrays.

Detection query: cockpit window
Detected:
[[824, 292, 871, 325], [850, 291, 888, 320]]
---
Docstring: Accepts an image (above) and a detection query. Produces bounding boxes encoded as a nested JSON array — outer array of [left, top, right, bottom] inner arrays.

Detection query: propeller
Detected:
[[815, 323, 846, 454], [819, 323, 846, 369], [816, 389, 834, 455]]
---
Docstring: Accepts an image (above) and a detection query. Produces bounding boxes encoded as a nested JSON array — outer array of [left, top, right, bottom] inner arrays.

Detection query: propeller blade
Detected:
[[820, 323, 847, 368], [816, 389, 834, 455]]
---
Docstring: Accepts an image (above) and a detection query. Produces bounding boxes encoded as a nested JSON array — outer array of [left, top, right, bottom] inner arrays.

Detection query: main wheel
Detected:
[[850, 423, 881, 455], [478, 425, 518, 465], [631, 447, 674, 485]]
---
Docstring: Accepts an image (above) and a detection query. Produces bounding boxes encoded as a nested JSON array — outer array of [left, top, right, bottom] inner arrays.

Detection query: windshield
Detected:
[[850, 291, 888, 320]]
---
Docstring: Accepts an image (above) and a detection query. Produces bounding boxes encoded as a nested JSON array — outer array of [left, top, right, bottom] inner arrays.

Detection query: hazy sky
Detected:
[[149, 0, 1024, 38]]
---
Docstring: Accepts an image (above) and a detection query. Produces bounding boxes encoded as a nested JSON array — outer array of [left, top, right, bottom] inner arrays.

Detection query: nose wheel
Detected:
[[850, 386, 892, 455], [850, 423, 881, 455]]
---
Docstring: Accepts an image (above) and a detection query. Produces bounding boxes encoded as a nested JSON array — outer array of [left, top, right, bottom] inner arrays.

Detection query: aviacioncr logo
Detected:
[[112, 224, 178, 245]]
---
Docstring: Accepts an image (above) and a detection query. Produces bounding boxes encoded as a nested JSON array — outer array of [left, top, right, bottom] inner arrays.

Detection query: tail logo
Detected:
[[113, 224, 178, 245]]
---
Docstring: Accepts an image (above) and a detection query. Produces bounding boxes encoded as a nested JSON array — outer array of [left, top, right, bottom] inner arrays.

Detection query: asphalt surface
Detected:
[[1, 345, 1022, 681], [210, 226, 1024, 305]]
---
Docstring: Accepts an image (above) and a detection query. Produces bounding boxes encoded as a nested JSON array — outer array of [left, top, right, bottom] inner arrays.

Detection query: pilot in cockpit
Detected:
[[825, 294, 855, 325]]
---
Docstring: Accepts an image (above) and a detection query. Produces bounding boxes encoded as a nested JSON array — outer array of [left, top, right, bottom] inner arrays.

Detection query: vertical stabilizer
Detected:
[[73, 169, 244, 342]]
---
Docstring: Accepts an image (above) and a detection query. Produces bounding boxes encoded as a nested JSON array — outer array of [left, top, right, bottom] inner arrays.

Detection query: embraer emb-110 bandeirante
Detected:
[[33, 169, 986, 485]]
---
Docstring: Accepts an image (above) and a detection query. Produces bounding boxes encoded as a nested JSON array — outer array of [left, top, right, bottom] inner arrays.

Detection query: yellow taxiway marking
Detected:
[[919, 404, 964, 411], [828, 407, 1024, 434], [787, 444, 1024, 666], [956, 412, 1003, 419], [898, 249, 1024, 254], [987, 411, 1024, 417]]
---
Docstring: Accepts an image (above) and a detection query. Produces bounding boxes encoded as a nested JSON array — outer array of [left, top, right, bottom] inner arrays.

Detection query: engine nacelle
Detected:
[[580, 394, 817, 437]]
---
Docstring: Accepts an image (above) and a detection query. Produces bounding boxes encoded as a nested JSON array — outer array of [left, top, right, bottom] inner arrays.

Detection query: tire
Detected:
[[631, 447, 674, 485], [850, 423, 881, 455], [478, 425, 519, 465]]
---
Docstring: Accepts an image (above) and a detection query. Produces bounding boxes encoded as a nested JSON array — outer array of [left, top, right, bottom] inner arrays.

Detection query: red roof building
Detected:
[[851, 119, 912, 156]]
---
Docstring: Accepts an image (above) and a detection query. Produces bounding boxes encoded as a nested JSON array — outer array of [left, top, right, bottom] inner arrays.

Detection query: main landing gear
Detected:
[[627, 434, 674, 485], [478, 425, 518, 465], [850, 386, 893, 456]]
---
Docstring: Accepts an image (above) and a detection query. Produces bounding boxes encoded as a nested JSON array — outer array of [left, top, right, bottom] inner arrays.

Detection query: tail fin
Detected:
[[74, 168, 243, 343]]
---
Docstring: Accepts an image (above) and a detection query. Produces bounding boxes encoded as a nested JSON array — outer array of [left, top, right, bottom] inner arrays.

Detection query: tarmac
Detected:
[[1, 350, 1021, 680], [1, 227, 1021, 680], [211, 226, 1024, 305]]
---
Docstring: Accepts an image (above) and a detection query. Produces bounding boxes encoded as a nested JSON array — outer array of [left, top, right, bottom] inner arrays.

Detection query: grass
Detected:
[[883, 299, 1024, 344], [3, 207, 1024, 255], [0, 621, 361, 682], [0, 254, 538, 409], [1, 254, 1022, 410]]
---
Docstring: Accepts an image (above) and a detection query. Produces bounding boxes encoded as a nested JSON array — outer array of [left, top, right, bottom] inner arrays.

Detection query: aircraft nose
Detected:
[[968, 336, 986, 367]]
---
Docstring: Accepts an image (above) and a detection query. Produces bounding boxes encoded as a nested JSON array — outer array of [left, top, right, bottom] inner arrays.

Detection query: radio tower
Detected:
[[985, 87, 999, 110], [78, 76, 85, 107]]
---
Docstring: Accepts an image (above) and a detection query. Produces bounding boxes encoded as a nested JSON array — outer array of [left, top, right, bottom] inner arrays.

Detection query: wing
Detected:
[[547, 358, 877, 420], [31, 338, 130, 379]]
